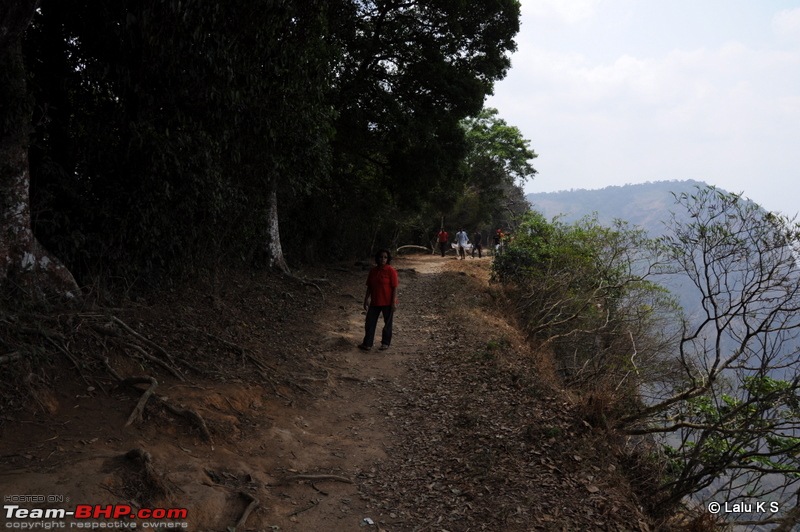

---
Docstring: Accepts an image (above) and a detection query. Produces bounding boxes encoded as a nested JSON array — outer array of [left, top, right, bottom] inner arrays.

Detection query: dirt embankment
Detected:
[[1, 254, 654, 531]]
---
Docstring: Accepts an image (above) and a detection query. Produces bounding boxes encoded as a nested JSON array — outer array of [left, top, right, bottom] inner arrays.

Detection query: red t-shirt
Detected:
[[367, 265, 399, 307], [437, 231, 449, 243]]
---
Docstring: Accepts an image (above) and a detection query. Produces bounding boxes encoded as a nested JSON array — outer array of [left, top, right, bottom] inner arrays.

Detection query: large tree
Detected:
[[459, 107, 537, 230], [16, 0, 522, 289], [1, 0, 79, 302], [291, 0, 522, 256], [25, 0, 333, 281]]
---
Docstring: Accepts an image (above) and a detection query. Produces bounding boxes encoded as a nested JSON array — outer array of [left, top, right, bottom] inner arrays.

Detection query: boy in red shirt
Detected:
[[358, 249, 399, 351], [437, 228, 449, 257]]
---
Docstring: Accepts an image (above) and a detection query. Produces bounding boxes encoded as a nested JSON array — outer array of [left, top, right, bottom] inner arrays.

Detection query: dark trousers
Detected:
[[362, 305, 394, 347], [439, 242, 447, 257], [472, 244, 482, 258]]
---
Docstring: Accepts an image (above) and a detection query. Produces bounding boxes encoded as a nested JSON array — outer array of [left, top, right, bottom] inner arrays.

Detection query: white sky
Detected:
[[485, 0, 800, 217]]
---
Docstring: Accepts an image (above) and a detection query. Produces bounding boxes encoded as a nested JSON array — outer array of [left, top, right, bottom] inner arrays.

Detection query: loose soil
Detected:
[[1, 254, 657, 531]]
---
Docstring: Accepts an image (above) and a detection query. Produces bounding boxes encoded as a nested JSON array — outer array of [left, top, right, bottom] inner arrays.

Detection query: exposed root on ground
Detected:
[[121, 376, 158, 427], [234, 491, 260, 531], [281, 473, 354, 485], [157, 399, 213, 443], [282, 272, 326, 300], [124, 448, 171, 501], [104, 359, 213, 443]]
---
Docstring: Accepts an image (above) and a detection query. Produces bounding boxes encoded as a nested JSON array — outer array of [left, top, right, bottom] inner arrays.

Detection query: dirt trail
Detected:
[[0, 255, 448, 530], [0, 254, 652, 531]]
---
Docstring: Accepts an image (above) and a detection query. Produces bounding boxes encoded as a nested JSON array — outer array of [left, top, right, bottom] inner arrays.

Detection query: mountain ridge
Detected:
[[526, 179, 714, 236]]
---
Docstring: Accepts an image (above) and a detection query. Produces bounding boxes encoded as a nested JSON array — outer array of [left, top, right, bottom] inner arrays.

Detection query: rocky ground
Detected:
[[1, 253, 660, 531]]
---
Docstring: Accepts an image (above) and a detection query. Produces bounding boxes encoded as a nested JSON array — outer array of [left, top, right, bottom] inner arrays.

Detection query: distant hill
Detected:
[[526, 179, 777, 332], [526, 179, 712, 237], [525, 180, 729, 317]]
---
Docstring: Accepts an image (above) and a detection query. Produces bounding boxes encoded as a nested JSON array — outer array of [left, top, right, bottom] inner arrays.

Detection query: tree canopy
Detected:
[[459, 107, 537, 231], [24, 0, 335, 283], [0, 0, 526, 295]]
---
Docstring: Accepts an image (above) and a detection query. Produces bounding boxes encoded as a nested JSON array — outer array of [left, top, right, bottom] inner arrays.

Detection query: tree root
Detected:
[[296, 369, 330, 384], [287, 499, 319, 517], [128, 344, 185, 381], [233, 491, 259, 531], [192, 327, 276, 374], [89, 316, 187, 379], [287, 381, 316, 397], [158, 399, 213, 443], [43, 336, 93, 387], [122, 376, 158, 427], [124, 448, 171, 500], [109, 316, 177, 365], [282, 272, 325, 301], [108, 359, 213, 443], [188, 326, 286, 399], [282, 473, 353, 484]]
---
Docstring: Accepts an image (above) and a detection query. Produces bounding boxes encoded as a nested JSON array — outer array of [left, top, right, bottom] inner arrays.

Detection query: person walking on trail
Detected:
[[493, 228, 504, 254], [358, 249, 399, 352], [455, 228, 469, 260], [472, 230, 483, 258], [437, 228, 449, 257]]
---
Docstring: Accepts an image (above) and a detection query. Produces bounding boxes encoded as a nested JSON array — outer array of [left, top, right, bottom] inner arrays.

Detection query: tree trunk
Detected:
[[264, 179, 289, 274], [0, 1, 39, 50], [1, 2, 80, 302]]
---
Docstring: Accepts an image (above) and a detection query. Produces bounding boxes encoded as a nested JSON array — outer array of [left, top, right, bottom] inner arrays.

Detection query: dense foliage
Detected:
[[456, 108, 536, 233], [495, 188, 800, 528], [25, 0, 336, 285], [493, 210, 679, 396], [9, 1, 800, 526], [18, 0, 523, 288], [283, 2, 525, 259]]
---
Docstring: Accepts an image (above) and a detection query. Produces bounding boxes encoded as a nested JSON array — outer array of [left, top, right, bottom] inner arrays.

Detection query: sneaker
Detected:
[[357, 344, 371, 351], [379, 344, 390, 351]]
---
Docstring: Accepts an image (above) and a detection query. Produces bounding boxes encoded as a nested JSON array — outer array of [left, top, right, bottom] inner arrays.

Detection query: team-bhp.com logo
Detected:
[[4, 504, 189, 528]]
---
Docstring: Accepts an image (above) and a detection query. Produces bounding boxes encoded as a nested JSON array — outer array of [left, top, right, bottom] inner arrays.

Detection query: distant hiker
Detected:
[[455, 228, 469, 260], [472, 231, 483, 258], [437, 228, 449, 257], [358, 249, 399, 352], [493, 228, 504, 254]]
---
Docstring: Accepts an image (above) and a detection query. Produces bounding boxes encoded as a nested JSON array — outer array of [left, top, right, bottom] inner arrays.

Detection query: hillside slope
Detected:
[[1, 255, 656, 530], [526, 180, 711, 236]]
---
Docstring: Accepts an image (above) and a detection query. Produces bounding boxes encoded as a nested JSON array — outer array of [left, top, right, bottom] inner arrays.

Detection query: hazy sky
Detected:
[[486, 0, 800, 217]]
